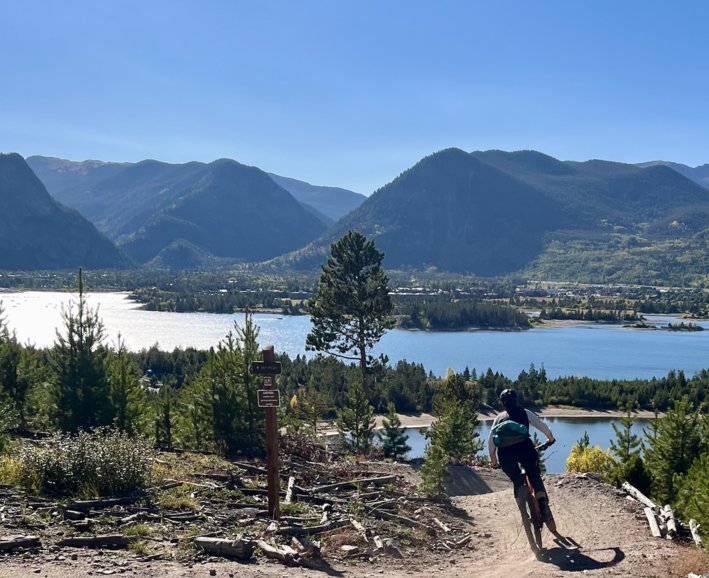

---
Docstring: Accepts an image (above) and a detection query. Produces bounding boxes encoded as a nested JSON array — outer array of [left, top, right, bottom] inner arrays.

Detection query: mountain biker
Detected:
[[488, 388, 556, 522]]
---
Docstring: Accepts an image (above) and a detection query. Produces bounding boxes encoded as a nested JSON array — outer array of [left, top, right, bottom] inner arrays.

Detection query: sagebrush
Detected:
[[16, 427, 154, 497]]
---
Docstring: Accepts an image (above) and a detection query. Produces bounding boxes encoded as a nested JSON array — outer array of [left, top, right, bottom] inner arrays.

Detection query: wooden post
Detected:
[[263, 346, 280, 519]]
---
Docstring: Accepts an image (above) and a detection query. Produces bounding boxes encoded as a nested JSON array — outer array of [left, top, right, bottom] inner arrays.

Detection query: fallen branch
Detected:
[[193, 537, 254, 560], [275, 518, 351, 536], [65, 497, 136, 511], [253, 539, 324, 570], [366, 507, 435, 531], [644, 507, 663, 538], [311, 475, 397, 494], [0, 535, 41, 552], [622, 482, 659, 512], [662, 504, 677, 538], [57, 534, 133, 549]]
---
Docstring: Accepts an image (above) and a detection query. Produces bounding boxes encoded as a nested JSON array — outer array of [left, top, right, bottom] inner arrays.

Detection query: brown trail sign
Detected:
[[252, 347, 281, 518]]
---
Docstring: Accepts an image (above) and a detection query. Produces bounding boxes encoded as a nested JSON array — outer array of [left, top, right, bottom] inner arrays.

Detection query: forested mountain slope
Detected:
[[280, 148, 709, 284], [0, 154, 128, 270]]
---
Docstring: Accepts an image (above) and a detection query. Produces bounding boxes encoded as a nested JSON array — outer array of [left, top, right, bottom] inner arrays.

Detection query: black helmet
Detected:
[[499, 389, 518, 406]]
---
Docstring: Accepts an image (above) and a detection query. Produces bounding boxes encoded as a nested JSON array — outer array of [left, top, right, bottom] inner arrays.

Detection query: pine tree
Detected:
[[336, 378, 375, 454], [421, 440, 449, 496], [609, 402, 642, 463], [106, 335, 145, 435], [644, 396, 703, 505], [428, 373, 483, 461], [379, 402, 411, 461], [153, 380, 176, 449], [306, 231, 394, 395], [50, 270, 111, 432], [674, 452, 709, 542]]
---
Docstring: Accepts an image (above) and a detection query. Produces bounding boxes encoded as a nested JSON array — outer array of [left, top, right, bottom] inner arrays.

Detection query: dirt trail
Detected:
[[0, 471, 697, 578], [447, 472, 683, 577]]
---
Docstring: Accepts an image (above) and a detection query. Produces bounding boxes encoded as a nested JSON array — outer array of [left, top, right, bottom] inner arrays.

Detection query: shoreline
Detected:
[[370, 407, 660, 430]]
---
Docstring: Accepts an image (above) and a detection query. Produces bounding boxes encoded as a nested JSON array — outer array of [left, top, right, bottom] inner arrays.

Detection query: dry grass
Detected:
[[666, 544, 709, 577]]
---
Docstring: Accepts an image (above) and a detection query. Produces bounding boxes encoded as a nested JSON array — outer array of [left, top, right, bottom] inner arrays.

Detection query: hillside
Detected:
[[0, 467, 696, 578], [27, 155, 362, 237], [281, 148, 709, 284], [268, 173, 366, 222], [0, 153, 128, 270], [637, 160, 709, 189], [119, 159, 327, 265]]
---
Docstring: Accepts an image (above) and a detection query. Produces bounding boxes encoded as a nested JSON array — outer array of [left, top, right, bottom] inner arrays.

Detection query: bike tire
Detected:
[[526, 494, 544, 551], [516, 487, 543, 556]]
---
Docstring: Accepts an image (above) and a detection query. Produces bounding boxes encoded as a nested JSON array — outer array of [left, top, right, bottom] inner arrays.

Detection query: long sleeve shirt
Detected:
[[487, 409, 554, 460]]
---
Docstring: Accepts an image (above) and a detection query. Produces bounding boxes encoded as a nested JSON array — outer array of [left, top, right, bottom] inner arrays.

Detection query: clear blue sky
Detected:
[[2, 1, 708, 195]]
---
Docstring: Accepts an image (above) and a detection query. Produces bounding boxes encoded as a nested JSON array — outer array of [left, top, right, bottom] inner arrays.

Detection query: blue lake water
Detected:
[[1, 291, 707, 381], [0, 291, 684, 472], [392, 416, 650, 474]]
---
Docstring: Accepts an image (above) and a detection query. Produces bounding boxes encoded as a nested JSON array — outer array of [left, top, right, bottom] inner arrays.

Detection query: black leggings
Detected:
[[498, 437, 547, 497]]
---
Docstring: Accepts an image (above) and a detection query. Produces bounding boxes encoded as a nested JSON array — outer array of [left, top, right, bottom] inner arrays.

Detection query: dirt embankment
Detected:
[[0, 466, 704, 578]]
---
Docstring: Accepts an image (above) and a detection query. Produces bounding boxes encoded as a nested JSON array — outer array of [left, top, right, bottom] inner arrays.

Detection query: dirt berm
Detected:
[[0, 467, 704, 578]]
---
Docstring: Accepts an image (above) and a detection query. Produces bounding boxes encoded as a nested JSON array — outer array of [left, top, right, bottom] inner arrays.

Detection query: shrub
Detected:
[[16, 427, 154, 497], [565, 444, 613, 475]]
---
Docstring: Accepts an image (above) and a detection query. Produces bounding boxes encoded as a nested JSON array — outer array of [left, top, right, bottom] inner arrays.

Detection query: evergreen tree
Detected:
[[106, 336, 145, 435], [0, 330, 32, 428], [50, 270, 111, 432], [644, 396, 703, 505], [336, 378, 375, 454], [153, 380, 176, 449], [187, 313, 263, 456], [609, 402, 642, 463], [428, 372, 483, 461], [306, 231, 394, 394], [233, 312, 262, 453], [674, 452, 709, 542], [379, 401, 411, 461], [420, 440, 449, 496]]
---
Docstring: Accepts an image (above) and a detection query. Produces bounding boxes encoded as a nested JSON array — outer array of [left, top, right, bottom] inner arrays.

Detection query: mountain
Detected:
[[281, 148, 709, 283], [267, 174, 365, 222], [636, 160, 709, 189], [0, 154, 128, 270], [119, 158, 327, 264], [26, 156, 363, 237]]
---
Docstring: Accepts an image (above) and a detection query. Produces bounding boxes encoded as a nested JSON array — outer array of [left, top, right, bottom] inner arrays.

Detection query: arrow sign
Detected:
[[251, 361, 282, 375]]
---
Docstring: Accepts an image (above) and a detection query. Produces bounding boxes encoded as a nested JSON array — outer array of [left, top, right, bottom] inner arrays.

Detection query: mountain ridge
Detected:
[[0, 154, 129, 270]]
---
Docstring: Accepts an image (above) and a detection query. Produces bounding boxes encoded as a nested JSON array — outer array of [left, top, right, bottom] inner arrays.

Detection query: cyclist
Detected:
[[488, 388, 556, 522]]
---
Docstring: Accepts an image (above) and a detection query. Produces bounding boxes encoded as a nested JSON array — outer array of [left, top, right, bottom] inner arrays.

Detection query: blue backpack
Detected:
[[491, 420, 529, 448]]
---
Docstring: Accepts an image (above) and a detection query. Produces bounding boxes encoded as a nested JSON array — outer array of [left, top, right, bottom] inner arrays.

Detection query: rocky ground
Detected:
[[0, 452, 706, 578]]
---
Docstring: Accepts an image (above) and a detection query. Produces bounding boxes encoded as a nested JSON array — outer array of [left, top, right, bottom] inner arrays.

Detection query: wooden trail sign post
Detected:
[[251, 347, 282, 519]]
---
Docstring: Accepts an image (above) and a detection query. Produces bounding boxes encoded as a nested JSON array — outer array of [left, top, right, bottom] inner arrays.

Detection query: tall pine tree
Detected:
[[644, 396, 703, 505], [306, 231, 394, 395], [50, 269, 111, 432]]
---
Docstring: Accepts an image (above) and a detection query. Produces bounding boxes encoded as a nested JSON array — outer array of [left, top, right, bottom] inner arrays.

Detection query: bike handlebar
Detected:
[[535, 439, 556, 452]]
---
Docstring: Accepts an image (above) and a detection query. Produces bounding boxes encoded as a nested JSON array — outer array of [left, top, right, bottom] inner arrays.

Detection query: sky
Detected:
[[1, 1, 708, 195]]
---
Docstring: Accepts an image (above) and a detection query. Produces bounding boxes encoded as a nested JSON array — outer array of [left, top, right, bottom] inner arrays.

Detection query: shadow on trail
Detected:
[[540, 545, 625, 572]]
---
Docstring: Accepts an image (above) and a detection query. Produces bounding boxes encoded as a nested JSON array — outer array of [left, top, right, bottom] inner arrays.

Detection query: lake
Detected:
[[1, 291, 707, 381], [395, 416, 650, 474], [1, 291, 682, 472]]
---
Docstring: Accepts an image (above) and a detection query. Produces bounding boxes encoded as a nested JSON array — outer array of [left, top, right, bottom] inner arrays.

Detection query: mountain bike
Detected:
[[516, 440, 556, 557]]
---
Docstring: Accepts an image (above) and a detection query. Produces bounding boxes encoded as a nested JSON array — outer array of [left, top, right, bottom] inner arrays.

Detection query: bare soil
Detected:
[[1, 464, 704, 578]]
